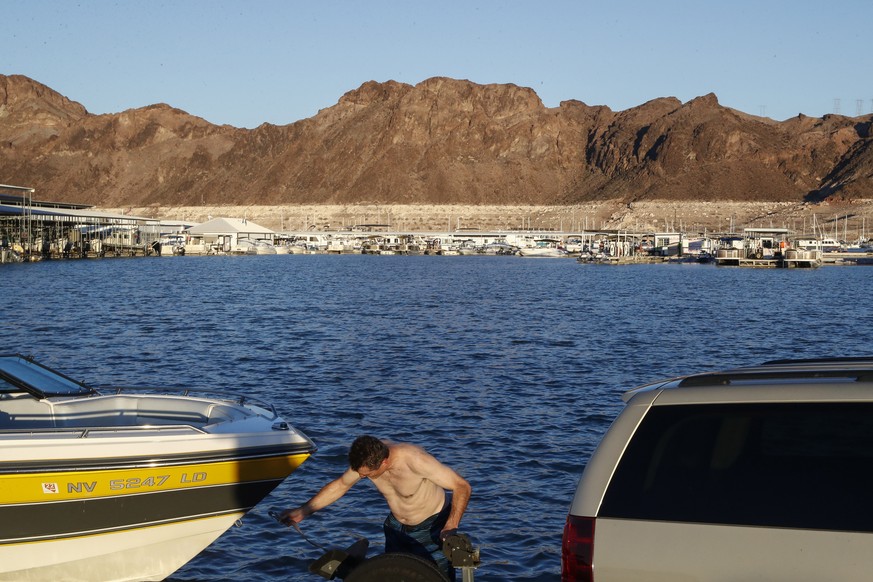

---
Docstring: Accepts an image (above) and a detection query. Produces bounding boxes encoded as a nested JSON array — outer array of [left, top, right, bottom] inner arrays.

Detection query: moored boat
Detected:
[[155, 234, 187, 256], [517, 243, 569, 258], [515, 237, 570, 258], [714, 228, 821, 268], [0, 354, 316, 581], [232, 239, 278, 254], [794, 236, 842, 253]]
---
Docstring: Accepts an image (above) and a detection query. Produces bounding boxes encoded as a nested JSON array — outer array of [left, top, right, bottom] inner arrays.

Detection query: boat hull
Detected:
[[0, 513, 242, 582], [0, 450, 311, 581]]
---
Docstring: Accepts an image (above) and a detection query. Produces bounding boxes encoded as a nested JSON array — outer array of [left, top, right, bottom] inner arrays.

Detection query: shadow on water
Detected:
[[2, 255, 872, 580]]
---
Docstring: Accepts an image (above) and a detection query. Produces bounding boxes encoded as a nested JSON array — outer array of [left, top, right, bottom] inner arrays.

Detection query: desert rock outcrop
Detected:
[[1, 74, 871, 210]]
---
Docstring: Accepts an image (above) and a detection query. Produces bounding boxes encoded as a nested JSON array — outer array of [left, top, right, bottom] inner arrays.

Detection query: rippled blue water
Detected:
[[2, 255, 871, 581]]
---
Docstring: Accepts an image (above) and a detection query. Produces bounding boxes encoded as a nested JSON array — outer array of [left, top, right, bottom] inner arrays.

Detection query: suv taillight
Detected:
[[562, 515, 594, 582]]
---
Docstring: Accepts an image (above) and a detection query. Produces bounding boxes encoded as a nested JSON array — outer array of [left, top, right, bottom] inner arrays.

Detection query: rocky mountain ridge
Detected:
[[1, 74, 871, 209]]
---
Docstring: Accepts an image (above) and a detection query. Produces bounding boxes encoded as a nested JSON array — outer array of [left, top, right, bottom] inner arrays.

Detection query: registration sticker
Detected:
[[41, 482, 59, 494]]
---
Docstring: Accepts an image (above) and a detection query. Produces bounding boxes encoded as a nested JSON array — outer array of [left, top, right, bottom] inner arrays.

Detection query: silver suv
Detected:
[[562, 358, 873, 582]]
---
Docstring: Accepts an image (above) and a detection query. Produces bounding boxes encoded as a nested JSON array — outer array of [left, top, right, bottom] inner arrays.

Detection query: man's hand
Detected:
[[277, 506, 307, 526], [439, 528, 458, 542]]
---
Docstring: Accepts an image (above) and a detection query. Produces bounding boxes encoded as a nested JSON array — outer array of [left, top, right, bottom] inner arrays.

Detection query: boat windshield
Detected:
[[0, 354, 95, 398]]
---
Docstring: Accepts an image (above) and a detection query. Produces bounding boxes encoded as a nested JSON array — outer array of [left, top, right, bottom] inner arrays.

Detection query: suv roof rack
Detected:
[[679, 367, 873, 388], [761, 357, 873, 366]]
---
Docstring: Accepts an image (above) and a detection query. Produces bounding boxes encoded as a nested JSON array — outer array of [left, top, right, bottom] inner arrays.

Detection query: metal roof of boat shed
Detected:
[[186, 217, 274, 235], [0, 203, 154, 224], [0, 186, 154, 223]]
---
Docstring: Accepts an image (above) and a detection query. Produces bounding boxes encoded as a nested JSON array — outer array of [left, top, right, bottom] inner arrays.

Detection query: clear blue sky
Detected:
[[3, 0, 871, 128]]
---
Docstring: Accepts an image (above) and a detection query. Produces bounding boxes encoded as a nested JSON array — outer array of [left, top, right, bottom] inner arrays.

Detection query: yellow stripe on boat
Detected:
[[0, 452, 310, 504]]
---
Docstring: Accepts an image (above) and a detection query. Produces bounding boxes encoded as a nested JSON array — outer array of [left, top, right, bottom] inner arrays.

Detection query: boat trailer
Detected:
[[308, 533, 479, 582], [271, 511, 480, 581]]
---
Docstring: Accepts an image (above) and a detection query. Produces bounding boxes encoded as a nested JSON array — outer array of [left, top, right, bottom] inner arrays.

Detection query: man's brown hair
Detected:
[[348, 435, 389, 470]]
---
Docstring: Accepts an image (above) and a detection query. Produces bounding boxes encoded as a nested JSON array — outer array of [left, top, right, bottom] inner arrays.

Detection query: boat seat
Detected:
[[0, 394, 56, 429], [132, 398, 210, 426], [2, 394, 251, 431], [50, 395, 248, 428], [50, 395, 203, 428], [205, 404, 249, 424], [48, 395, 137, 428], [133, 398, 248, 426]]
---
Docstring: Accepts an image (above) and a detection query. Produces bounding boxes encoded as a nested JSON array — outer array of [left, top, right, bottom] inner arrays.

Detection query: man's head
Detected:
[[349, 435, 389, 476]]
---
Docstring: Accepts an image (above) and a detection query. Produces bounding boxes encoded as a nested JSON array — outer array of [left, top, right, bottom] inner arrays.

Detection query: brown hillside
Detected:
[[1, 74, 871, 207]]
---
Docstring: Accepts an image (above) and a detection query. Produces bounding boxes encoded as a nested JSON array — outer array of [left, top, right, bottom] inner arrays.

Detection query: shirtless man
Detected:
[[279, 435, 471, 579]]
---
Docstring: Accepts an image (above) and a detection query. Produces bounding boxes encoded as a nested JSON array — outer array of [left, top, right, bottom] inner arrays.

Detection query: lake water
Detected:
[[2, 255, 871, 581]]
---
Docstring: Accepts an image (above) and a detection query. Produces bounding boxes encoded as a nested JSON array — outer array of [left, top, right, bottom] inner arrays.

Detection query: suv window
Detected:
[[599, 403, 873, 532]]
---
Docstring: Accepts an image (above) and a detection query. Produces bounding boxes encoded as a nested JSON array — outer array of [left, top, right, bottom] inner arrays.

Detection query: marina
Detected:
[[2, 187, 871, 267]]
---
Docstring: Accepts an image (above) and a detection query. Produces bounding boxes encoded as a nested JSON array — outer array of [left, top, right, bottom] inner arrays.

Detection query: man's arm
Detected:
[[407, 447, 472, 533], [443, 473, 471, 533], [278, 468, 361, 525]]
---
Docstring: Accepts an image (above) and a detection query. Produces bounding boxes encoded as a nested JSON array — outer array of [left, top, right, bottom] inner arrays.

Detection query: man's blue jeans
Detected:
[[383, 494, 454, 580]]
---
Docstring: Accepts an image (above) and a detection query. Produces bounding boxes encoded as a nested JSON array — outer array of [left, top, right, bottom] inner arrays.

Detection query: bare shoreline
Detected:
[[99, 200, 873, 237]]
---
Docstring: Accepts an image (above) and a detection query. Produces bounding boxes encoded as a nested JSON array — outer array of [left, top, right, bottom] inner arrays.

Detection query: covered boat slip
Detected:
[[0, 186, 161, 262], [714, 227, 823, 268]]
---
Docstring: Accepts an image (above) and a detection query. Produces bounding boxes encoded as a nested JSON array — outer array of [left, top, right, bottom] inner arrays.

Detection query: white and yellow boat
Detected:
[[0, 354, 316, 581]]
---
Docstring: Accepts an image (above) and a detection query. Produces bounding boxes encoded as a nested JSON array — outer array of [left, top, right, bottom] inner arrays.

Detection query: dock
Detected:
[[2, 185, 871, 266], [1, 184, 161, 263]]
